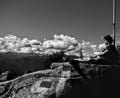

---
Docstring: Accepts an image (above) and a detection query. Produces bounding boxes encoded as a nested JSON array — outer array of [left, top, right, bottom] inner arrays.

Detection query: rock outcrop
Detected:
[[0, 61, 119, 98], [0, 63, 71, 98]]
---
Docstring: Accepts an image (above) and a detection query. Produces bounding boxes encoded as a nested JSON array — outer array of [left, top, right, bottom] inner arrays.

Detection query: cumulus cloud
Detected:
[[80, 40, 99, 57], [81, 40, 91, 48], [90, 44, 97, 49], [29, 39, 41, 45], [19, 47, 32, 53], [98, 43, 106, 50], [0, 34, 78, 54], [92, 43, 107, 56], [42, 34, 78, 51], [0, 34, 100, 57], [21, 38, 29, 45], [42, 40, 68, 49], [0, 34, 43, 53]]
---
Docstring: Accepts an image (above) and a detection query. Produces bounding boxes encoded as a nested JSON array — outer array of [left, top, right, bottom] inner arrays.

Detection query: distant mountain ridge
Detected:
[[0, 52, 59, 80]]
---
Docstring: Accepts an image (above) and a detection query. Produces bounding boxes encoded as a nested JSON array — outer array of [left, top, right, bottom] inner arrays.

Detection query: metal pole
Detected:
[[113, 0, 116, 45]]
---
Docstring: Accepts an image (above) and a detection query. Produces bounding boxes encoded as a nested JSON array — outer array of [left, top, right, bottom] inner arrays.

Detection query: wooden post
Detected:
[[113, 0, 116, 45]]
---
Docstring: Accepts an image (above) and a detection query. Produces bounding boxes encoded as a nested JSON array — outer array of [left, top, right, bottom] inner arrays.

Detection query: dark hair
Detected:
[[103, 35, 113, 44]]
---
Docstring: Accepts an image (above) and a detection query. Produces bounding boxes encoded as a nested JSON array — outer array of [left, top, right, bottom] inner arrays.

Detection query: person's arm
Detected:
[[97, 49, 109, 56]]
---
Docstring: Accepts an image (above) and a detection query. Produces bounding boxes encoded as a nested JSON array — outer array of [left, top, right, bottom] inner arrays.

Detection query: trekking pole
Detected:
[[113, 0, 116, 45]]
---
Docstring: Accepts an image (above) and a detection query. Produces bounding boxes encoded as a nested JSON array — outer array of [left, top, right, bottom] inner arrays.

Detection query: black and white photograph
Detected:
[[0, 0, 120, 98]]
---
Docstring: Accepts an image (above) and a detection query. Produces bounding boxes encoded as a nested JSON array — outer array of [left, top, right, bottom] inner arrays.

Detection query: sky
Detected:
[[0, 0, 120, 44]]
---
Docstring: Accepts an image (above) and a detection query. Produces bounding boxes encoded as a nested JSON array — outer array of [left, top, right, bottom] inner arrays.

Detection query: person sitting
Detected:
[[89, 35, 119, 65], [69, 35, 119, 80]]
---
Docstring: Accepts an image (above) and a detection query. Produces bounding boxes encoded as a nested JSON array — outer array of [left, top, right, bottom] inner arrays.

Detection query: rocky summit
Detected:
[[0, 61, 119, 98]]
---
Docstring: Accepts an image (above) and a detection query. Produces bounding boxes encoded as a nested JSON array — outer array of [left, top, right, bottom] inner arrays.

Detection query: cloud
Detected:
[[80, 41, 99, 57], [0, 34, 43, 53], [42, 34, 78, 51], [29, 39, 41, 45], [21, 38, 30, 45], [98, 43, 106, 50], [81, 40, 91, 48], [19, 47, 32, 53], [0, 34, 100, 57], [0, 34, 74, 54], [42, 40, 68, 49], [90, 44, 97, 48], [92, 43, 107, 56]]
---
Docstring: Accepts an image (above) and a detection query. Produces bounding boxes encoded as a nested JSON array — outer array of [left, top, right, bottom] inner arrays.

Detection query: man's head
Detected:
[[102, 35, 113, 44]]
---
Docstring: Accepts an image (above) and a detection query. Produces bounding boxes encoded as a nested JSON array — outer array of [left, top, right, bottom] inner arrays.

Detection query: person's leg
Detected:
[[89, 58, 104, 64], [70, 59, 89, 80]]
